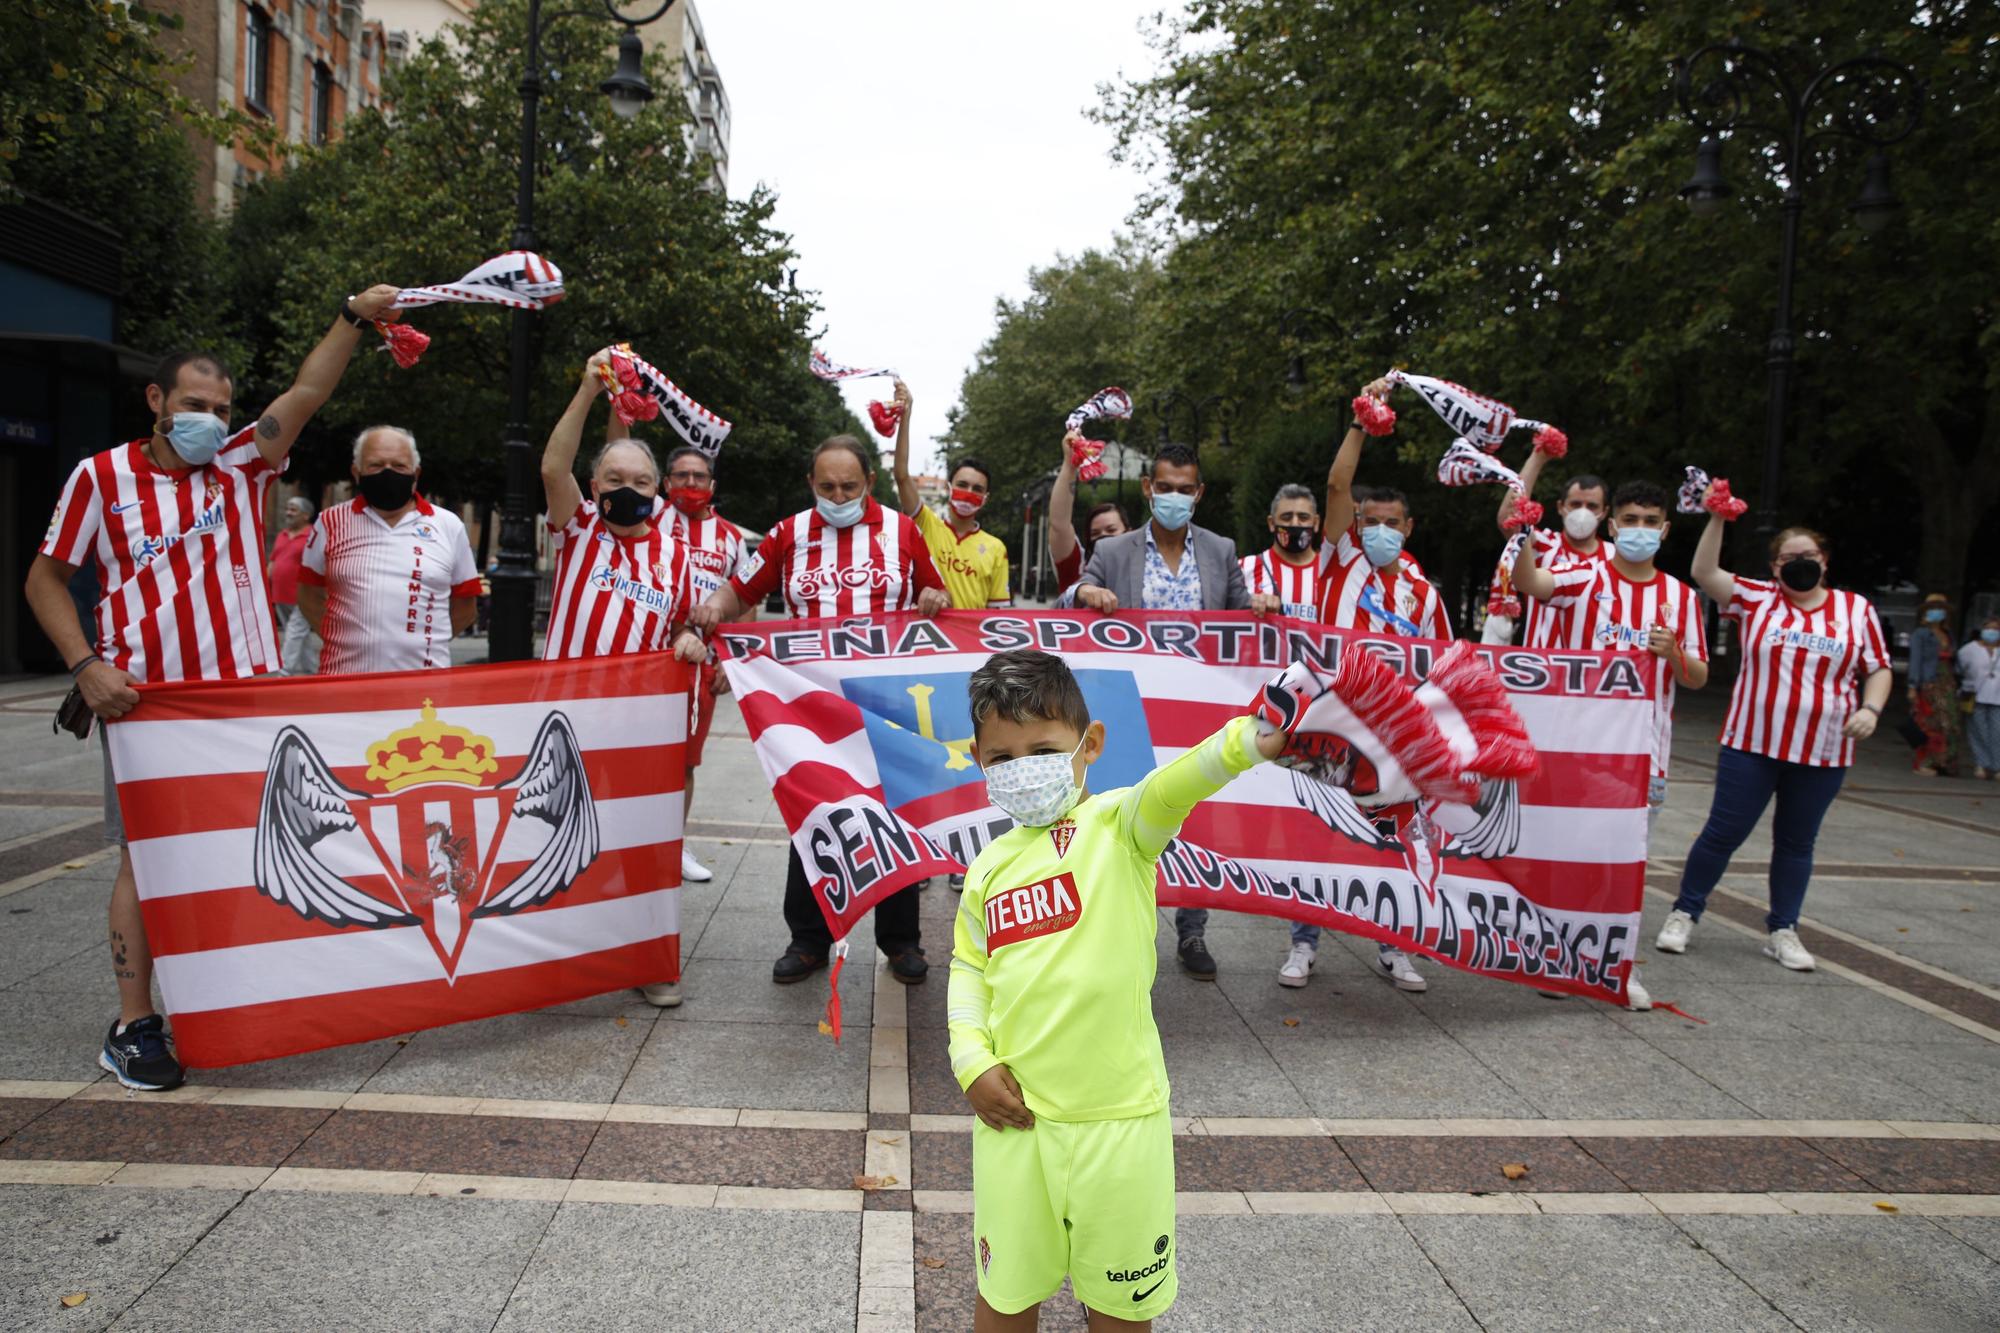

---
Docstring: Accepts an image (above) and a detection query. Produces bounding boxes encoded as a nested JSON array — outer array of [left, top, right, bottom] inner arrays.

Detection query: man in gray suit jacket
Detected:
[[1074, 443, 1269, 981]]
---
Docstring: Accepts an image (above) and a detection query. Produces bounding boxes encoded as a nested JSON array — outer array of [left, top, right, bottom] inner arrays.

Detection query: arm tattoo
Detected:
[[257, 413, 281, 440]]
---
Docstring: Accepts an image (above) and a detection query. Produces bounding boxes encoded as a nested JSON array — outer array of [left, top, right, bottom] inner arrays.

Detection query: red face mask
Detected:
[[669, 485, 713, 516], [949, 487, 985, 517]]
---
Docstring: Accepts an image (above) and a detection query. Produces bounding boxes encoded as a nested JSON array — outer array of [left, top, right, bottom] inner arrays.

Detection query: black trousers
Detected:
[[782, 848, 922, 958]]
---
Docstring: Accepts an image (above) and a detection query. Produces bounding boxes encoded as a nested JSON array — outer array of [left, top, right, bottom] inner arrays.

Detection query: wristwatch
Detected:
[[339, 297, 371, 329], [1856, 703, 1881, 716]]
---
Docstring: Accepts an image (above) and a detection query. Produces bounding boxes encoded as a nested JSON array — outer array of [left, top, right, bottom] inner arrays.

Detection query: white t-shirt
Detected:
[[300, 496, 480, 673]]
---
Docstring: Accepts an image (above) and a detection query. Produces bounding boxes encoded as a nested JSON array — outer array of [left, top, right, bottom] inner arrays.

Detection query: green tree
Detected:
[[1095, 1, 1999, 609], [228, 0, 850, 536], [942, 241, 1164, 547]]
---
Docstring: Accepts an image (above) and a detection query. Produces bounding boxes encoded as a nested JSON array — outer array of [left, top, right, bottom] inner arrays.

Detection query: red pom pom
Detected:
[[1532, 425, 1568, 458], [1068, 433, 1107, 482], [1502, 496, 1543, 531], [375, 321, 429, 369], [1423, 640, 1539, 784], [1487, 593, 1522, 619], [867, 400, 904, 437], [1704, 478, 1749, 521], [1352, 394, 1396, 437], [610, 388, 660, 425]]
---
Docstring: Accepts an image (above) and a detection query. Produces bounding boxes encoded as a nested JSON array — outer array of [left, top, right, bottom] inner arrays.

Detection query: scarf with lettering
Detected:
[[809, 349, 904, 436], [369, 251, 567, 369], [1438, 438, 1544, 531], [1063, 387, 1133, 481], [595, 343, 733, 462], [1677, 467, 1749, 520], [1378, 371, 1566, 456]]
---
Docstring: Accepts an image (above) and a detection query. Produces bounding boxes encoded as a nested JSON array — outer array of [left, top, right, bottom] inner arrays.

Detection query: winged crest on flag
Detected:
[[252, 701, 600, 982]]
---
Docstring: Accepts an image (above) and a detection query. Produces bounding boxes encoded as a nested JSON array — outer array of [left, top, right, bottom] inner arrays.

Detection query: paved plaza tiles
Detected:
[[0, 666, 1996, 1330]]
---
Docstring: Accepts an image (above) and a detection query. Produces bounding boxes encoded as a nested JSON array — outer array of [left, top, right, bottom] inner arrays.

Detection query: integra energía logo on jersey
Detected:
[[588, 563, 676, 613], [984, 870, 1081, 951], [251, 700, 599, 981]]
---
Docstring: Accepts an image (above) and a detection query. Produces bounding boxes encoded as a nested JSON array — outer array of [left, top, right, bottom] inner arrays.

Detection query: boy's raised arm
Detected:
[[1116, 715, 1281, 860]]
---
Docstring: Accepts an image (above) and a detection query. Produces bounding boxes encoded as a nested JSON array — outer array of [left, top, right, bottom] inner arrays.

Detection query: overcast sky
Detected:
[[696, 0, 1173, 473]]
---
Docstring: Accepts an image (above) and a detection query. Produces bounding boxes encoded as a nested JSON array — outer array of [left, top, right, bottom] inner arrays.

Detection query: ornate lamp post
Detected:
[[489, 0, 676, 662], [1148, 392, 1235, 450], [1674, 40, 1922, 537]]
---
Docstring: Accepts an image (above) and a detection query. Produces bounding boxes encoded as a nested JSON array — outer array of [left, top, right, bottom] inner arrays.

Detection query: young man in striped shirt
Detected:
[[24, 283, 402, 1091], [1239, 483, 1321, 619]]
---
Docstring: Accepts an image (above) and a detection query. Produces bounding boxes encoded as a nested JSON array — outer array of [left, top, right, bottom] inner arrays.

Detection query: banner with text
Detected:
[[717, 612, 1655, 1004], [108, 655, 689, 1067]]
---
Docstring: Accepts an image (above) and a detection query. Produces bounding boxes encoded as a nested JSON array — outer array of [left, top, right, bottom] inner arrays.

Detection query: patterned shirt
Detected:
[[1139, 524, 1204, 611]]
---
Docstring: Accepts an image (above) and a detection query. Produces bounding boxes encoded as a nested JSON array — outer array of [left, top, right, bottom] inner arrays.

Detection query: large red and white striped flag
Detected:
[[718, 612, 1655, 1004], [108, 655, 687, 1067]]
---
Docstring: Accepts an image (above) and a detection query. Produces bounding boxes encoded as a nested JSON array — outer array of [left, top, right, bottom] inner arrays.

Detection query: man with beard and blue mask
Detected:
[[23, 284, 402, 1093], [296, 425, 481, 675], [1074, 442, 1250, 979], [1277, 381, 1451, 995]]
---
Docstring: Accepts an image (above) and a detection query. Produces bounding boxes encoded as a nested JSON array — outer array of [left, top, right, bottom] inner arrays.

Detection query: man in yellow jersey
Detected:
[[951, 649, 1287, 1330], [890, 381, 1013, 611]]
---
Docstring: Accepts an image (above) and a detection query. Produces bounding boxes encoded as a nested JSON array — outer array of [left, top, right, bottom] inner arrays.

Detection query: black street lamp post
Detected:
[[1674, 41, 1921, 538], [1148, 392, 1235, 451], [488, 0, 675, 662], [1277, 308, 1337, 393]]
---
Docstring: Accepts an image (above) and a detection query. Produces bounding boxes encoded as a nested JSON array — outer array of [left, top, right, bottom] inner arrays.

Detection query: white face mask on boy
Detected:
[[980, 738, 1085, 828]]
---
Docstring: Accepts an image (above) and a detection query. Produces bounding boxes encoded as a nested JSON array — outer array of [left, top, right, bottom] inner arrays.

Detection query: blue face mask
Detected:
[[1924, 608, 1946, 624], [1149, 491, 1196, 531], [1983, 629, 2000, 645], [1614, 527, 1663, 563], [1360, 524, 1406, 568], [160, 412, 228, 467], [815, 494, 866, 529]]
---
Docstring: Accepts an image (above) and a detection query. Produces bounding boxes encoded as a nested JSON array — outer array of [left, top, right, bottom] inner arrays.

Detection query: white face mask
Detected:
[[981, 737, 1085, 828], [1562, 507, 1600, 541]]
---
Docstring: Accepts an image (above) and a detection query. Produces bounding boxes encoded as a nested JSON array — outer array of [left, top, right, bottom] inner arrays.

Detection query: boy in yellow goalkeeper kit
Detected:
[[951, 648, 1286, 1330]]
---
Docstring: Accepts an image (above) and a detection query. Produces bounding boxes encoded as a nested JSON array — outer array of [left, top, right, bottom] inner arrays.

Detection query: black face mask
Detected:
[[1276, 524, 1317, 554], [356, 468, 416, 512], [598, 485, 654, 527], [1778, 557, 1823, 592]]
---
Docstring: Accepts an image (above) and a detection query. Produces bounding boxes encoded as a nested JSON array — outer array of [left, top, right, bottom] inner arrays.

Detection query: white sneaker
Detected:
[[1655, 910, 1695, 954], [1624, 977, 1653, 1012], [681, 850, 713, 884], [948, 874, 965, 893], [641, 982, 683, 1007], [1374, 948, 1427, 993], [1278, 943, 1316, 988], [1763, 928, 1815, 972]]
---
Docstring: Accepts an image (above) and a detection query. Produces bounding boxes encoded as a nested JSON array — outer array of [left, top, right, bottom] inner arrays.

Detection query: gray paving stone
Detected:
[[195, 1038, 403, 1091], [1675, 1213, 2000, 1332], [1716, 980, 1987, 1046], [616, 1017, 871, 1112], [0, 986, 130, 1083], [497, 1201, 857, 1333], [685, 906, 798, 963], [1166, 1214, 1479, 1331], [662, 956, 876, 1029], [1274, 1036, 1542, 1120], [1163, 1034, 1311, 1119], [1930, 1216, 2000, 1264], [361, 1011, 650, 1103], [1456, 1031, 1756, 1120], [117, 1190, 554, 1332], [0, 1183, 241, 1331], [1637, 1037, 1963, 1121], [1851, 1039, 2000, 1123], [1403, 1213, 1793, 1332]]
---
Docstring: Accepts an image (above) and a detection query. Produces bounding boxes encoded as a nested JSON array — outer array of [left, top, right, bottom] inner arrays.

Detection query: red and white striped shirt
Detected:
[[1315, 526, 1451, 639], [39, 429, 282, 682], [1240, 549, 1321, 620], [1542, 562, 1708, 778], [731, 499, 945, 619], [1498, 529, 1607, 647], [670, 509, 748, 605], [299, 496, 481, 674], [1721, 578, 1889, 768], [544, 500, 693, 660]]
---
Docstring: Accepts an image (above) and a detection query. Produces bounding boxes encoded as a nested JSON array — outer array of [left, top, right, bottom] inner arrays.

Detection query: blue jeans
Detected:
[[1288, 920, 1396, 957], [1969, 703, 2000, 773], [1674, 746, 1847, 932], [1176, 908, 1206, 943]]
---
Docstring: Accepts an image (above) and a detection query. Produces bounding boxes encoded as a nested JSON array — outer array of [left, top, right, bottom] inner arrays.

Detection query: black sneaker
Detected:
[[887, 946, 928, 984], [99, 1015, 184, 1091], [1177, 936, 1217, 980], [772, 945, 827, 985]]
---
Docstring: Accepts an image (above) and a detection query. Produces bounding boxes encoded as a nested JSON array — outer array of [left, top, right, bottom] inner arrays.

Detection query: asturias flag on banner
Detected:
[[108, 655, 689, 1067], [717, 612, 1656, 1005]]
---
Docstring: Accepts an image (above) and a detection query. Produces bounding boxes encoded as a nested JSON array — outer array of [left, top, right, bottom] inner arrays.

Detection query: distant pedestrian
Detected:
[[269, 496, 315, 674], [1656, 510, 1893, 974], [1907, 593, 1965, 777], [1959, 617, 2000, 780]]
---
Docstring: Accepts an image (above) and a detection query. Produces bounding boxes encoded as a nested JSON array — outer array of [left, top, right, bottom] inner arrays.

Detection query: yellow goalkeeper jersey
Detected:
[[948, 716, 1264, 1122], [915, 505, 1011, 609]]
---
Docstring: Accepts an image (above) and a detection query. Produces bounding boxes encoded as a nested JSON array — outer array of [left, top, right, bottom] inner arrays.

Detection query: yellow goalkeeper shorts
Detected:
[[970, 1107, 1176, 1320]]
